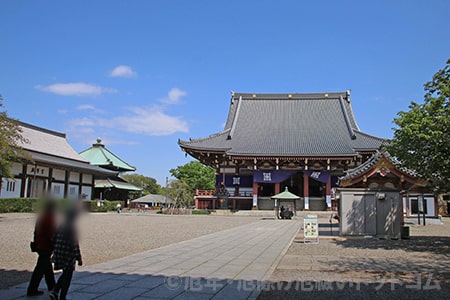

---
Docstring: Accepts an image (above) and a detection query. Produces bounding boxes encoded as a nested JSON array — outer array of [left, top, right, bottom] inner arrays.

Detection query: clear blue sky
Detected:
[[1, 1, 449, 185]]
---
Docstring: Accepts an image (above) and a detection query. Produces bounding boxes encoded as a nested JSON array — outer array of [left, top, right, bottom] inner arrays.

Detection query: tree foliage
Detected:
[[120, 173, 163, 198], [169, 161, 215, 192], [166, 180, 193, 208], [0, 95, 22, 178], [386, 59, 450, 193]]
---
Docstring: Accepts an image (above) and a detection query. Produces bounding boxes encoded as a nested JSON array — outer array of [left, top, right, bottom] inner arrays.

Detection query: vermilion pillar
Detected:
[[303, 173, 309, 210], [275, 182, 281, 195], [326, 176, 332, 209]]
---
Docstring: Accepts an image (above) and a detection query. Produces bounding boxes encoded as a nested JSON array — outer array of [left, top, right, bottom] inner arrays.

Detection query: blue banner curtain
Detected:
[[304, 170, 330, 184], [253, 170, 299, 183]]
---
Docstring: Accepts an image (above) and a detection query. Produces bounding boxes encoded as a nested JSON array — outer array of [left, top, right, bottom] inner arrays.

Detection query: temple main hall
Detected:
[[179, 91, 384, 211]]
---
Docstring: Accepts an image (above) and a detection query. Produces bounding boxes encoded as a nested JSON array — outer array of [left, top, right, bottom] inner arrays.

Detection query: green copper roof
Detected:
[[271, 187, 301, 200], [95, 178, 142, 191], [79, 138, 136, 172]]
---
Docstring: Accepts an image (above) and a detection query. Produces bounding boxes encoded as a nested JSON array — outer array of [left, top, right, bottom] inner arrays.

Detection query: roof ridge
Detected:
[[339, 95, 356, 140], [228, 95, 242, 139], [180, 129, 231, 144], [23, 149, 88, 163], [18, 120, 66, 138], [99, 146, 136, 170], [354, 130, 387, 142], [233, 91, 348, 96], [341, 151, 418, 180], [381, 151, 419, 176]]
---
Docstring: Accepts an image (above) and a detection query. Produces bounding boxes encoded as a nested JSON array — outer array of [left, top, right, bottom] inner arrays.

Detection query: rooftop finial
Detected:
[[93, 137, 104, 147]]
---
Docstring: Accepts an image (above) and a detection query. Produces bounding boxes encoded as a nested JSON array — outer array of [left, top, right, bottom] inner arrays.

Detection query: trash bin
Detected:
[[401, 226, 410, 239]]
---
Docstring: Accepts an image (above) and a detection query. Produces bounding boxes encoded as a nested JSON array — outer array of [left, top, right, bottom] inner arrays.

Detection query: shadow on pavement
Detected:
[[1, 268, 449, 300], [318, 223, 340, 237], [334, 235, 450, 256], [0, 270, 265, 299], [0, 269, 32, 290]]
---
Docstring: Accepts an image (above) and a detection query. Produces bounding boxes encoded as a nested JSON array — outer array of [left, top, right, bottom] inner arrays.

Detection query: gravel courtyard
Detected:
[[259, 218, 450, 300], [0, 212, 258, 289]]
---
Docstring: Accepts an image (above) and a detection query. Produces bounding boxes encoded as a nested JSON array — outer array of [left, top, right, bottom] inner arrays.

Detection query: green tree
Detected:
[[386, 59, 450, 193], [121, 173, 163, 198], [0, 95, 22, 178], [169, 161, 215, 192], [166, 180, 193, 208]]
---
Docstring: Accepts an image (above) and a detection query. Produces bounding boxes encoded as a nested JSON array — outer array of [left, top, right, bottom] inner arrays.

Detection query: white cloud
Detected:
[[76, 104, 96, 110], [109, 65, 137, 78], [68, 117, 96, 127], [65, 88, 189, 145], [76, 104, 105, 113], [160, 88, 187, 104], [103, 106, 189, 136], [69, 106, 188, 138], [36, 82, 117, 97]]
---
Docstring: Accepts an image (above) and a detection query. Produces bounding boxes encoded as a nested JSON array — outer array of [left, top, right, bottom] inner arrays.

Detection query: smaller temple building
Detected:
[[339, 151, 436, 218], [0, 122, 116, 199], [79, 139, 141, 202]]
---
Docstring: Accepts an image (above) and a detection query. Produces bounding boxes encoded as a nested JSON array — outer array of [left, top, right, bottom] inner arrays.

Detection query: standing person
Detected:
[[27, 200, 56, 296], [116, 203, 121, 214], [49, 209, 82, 300], [280, 205, 285, 219]]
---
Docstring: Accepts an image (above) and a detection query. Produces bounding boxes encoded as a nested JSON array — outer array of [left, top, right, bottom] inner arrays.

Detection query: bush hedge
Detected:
[[0, 198, 123, 213], [191, 209, 210, 215], [0, 198, 39, 213], [88, 200, 122, 212]]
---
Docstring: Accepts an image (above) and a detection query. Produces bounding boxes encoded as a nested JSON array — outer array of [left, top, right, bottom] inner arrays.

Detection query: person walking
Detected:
[[49, 209, 82, 300], [27, 200, 56, 296]]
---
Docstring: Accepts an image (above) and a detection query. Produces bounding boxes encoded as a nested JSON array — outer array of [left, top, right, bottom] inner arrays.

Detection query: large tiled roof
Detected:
[[179, 91, 384, 157], [79, 139, 136, 172], [18, 122, 88, 162]]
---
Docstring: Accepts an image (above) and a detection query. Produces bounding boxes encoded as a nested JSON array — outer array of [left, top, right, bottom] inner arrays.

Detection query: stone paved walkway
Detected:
[[0, 219, 300, 300]]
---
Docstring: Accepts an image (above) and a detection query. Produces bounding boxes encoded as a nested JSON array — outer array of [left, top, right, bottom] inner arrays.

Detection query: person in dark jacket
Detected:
[[49, 208, 82, 300], [27, 200, 56, 296]]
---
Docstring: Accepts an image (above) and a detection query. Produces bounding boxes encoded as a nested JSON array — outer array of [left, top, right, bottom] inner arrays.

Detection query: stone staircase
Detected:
[[217, 210, 335, 219], [233, 210, 277, 218]]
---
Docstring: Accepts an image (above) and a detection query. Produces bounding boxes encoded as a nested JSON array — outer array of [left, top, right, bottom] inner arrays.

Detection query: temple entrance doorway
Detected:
[[280, 173, 303, 197]]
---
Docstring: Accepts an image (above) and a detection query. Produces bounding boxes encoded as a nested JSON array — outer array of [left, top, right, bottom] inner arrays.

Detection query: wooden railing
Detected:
[[195, 189, 253, 198], [195, 189, 215, 196]]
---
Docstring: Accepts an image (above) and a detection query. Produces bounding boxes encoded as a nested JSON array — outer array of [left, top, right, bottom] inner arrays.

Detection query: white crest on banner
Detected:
[[310, 172, 321, 179]]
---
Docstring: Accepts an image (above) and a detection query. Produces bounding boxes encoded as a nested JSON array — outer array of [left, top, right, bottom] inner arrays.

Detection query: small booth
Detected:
[[338, 151, 431, 238]]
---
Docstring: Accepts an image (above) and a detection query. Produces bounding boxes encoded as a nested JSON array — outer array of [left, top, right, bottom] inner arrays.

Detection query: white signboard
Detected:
[[304, 215, 319, 244]]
